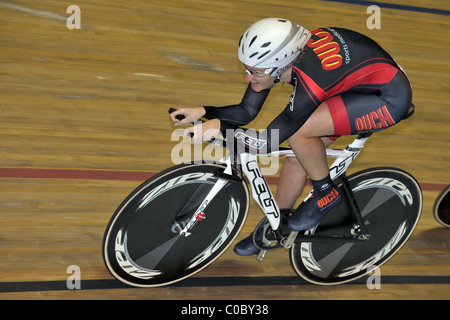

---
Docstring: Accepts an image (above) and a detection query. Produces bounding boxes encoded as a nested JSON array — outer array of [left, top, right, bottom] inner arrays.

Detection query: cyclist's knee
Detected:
[[284, 155, 303, 167]]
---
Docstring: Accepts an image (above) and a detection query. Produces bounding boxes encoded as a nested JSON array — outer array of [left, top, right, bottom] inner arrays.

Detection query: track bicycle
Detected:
[[103, 107, 422, 287]]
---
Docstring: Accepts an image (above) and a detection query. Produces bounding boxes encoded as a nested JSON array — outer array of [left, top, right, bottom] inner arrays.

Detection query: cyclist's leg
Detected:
[[235, 103, 339, 255], [290, 99, 410, 231], [234, 101, 341, 249], [287, 102, 335, 181], [286, 101, 343, 231], [288, 70, 412, 231], [275, 137, 334, 210]]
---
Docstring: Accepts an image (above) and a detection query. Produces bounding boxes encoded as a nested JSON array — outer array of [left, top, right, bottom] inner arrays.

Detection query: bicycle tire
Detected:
[[103, 162, 250, 287], [289, 167, 422, 285], [433, 184, 450, 228]]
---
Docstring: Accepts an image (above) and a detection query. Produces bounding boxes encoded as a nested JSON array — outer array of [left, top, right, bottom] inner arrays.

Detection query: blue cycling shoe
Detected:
[[288, 187, 342, 231], [233, 228, 262, 256], [234, 209, 291, 256]]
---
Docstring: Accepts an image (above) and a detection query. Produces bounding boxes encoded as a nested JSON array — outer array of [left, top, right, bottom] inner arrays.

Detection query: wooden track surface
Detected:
[[0, 0, 449, 301]]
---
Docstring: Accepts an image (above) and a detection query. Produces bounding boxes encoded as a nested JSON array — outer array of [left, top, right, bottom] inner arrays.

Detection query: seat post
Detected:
[[346, 133, 372, 151]]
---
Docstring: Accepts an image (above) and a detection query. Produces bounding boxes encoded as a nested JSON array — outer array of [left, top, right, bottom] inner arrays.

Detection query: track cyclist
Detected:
[[169, 18, 413, 256]]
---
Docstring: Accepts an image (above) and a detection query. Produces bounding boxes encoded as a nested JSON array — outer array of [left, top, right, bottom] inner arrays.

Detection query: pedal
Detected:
[[283, 231, 298, 249], [256, 249, 267, 262]]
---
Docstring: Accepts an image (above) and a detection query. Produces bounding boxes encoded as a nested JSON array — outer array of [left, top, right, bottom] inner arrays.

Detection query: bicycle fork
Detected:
[[174, 154, 239, 237], [175, 178, 229, 237]]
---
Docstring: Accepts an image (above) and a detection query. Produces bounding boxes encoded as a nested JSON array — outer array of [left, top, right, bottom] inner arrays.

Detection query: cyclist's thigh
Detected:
[[293, 101, 335, 138], [326, 71, 412, 136]]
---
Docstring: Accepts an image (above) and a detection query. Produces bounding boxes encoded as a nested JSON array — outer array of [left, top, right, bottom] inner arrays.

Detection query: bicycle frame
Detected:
[[177, 133, 372, 240]]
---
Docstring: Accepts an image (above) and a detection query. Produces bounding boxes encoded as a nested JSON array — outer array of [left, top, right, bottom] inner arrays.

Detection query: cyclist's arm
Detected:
[[203, 84, 270, 126], [221, 87, 319, 154]]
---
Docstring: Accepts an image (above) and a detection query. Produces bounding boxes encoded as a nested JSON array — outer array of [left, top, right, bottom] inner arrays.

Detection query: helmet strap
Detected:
[[269, 76, 281, 89]]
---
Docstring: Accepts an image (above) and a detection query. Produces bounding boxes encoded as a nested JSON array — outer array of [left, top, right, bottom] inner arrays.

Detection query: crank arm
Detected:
[[283, 231, 298, 249]]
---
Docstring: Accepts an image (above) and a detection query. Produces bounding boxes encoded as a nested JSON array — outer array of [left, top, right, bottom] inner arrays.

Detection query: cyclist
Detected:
[[169, 18, 412, 255]]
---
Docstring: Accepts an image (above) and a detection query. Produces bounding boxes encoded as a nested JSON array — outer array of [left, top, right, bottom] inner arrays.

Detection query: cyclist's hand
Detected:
[[170, 107, 206, 126], [185, 119, 221, 144]]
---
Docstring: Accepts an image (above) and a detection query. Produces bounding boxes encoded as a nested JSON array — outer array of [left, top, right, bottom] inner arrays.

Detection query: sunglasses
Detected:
[[244, 65, 275, 77]]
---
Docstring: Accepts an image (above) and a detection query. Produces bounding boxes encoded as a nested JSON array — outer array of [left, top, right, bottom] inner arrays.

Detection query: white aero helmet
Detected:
[[238, 18, 311, 77]]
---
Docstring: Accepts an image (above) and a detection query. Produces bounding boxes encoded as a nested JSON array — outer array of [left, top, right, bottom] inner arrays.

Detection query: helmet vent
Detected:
[[258, 50, 271, 59], [261, 42, 271, 48], [249, 52, 258, 58], [249, 36, 257, 47]]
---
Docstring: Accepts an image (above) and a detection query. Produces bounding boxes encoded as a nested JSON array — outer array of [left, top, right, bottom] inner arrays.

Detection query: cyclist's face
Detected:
[[243, 65, 275, 92]]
